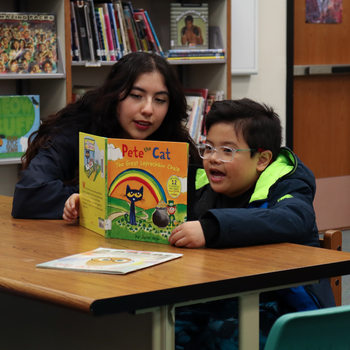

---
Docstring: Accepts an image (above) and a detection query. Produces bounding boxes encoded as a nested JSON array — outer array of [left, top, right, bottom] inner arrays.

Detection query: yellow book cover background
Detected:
[[107, 138, 188, 244]]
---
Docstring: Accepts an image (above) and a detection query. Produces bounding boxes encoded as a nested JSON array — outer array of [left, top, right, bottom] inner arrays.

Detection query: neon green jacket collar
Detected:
[[195, 147, 297, 203]]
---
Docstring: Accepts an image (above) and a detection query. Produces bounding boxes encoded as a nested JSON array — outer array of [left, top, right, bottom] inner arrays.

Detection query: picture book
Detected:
[[170, 3, 209, 50], [0, 12, 57, 74], [79, 133, 189, 244], [0, 95, 40, 159], [36, 247, 183, 275]]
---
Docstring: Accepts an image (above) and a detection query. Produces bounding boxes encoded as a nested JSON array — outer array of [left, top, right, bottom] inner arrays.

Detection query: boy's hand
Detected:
[[169, 221, 205, 248], [63, 194, 80, 221]]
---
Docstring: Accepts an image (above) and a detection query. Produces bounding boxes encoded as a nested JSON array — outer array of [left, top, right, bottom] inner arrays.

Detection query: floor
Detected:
[[341, 230, 350, 305]]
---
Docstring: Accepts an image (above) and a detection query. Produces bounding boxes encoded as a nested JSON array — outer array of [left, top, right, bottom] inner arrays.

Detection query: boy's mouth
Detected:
[[210, 169, 225, 181]]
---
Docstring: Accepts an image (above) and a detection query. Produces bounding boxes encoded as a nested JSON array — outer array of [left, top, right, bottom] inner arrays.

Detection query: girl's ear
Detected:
[[256, 150, 273, 172]]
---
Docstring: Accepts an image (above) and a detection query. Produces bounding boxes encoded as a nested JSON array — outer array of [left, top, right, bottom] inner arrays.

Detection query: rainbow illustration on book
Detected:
[[107, 165, 184, 242], [108, 168, 167, 206]]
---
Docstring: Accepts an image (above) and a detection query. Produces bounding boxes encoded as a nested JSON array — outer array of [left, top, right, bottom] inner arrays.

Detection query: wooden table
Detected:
[[2, 195, 350, 350]]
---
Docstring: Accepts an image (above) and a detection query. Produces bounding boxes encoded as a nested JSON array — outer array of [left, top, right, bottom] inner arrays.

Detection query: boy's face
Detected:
[[203, 123, 262, 197]]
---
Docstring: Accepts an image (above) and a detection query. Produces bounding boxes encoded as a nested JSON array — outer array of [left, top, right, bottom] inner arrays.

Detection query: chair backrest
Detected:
[[264, 305, 350, 350], [319, 229, 342, 306]]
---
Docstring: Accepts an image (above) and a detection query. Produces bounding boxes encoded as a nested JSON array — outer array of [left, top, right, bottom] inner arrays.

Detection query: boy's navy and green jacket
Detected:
[[188, 147, 335, 311]]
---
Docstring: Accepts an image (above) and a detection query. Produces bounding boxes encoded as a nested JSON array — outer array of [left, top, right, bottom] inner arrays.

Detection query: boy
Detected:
[[169, 98, 335, 349]]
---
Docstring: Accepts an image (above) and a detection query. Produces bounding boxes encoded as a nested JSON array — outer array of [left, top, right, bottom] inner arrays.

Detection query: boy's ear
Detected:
[[256, 150, 273, 171]]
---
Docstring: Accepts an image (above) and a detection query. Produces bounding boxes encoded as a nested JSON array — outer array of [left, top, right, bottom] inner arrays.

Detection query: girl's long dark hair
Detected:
[[22, 52, 201, 177]]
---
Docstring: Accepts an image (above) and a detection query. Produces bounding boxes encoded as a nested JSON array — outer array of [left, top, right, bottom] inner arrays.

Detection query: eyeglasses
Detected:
[[198, 143, 258, 162]]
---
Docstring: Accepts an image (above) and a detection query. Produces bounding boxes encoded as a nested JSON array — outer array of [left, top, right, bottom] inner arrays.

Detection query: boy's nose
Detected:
[[209, 150, 222, 163]]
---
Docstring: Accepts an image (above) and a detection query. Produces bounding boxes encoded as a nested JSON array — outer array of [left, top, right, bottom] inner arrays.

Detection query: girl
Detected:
[[12, 52, 201, 219]]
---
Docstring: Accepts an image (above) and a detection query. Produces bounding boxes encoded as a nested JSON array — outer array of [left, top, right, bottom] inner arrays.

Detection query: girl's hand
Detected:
[[63, 194, 80, 221]]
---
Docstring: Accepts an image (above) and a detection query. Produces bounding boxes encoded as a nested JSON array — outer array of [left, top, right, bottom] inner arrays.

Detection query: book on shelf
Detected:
[[111, 2, 125, 56], [85, 0, 103, 61], [113, 1, 132, 55], [0, 95, 40, 159], [95, 4, 116, 61], [168, 48, 225, 54], [122, 2, 145, 52], [134, 10, 159, 54], [107, 3, 122, 59], [122, 5, 141, 52], [79, 133, 189, 244], [93, 7, 107, 60], [36, 247, 183, 275], [170, 3, 209, 50], [165, 48, 225, 59], [144, 10, 164, 57], [70, 2, 81, 61], [0, 12, 58, 74], [184, 88, 208, 144], [73, 1, 92, 61], [167, 55, 224, 61]]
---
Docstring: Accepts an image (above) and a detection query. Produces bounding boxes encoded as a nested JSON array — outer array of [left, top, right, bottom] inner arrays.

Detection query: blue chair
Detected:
[[264, 305, 350, 350]]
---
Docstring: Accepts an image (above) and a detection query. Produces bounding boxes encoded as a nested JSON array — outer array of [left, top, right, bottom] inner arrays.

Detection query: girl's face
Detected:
[[116, 71, 169, 140]]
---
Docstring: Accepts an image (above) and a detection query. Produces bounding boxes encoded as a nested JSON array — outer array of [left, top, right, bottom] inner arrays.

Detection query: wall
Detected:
[[231, 0, 287, 144]]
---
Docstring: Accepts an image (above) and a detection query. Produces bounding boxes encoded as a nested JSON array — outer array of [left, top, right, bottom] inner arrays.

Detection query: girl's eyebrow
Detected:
[[131, 86, 169, 96]]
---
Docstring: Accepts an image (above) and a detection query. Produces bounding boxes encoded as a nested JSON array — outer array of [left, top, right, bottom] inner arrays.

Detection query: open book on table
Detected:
[[36, 247, 183, 274]]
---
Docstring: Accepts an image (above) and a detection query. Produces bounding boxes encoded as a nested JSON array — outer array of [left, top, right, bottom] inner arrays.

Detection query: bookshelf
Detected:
[[67, 0, 231, 101]]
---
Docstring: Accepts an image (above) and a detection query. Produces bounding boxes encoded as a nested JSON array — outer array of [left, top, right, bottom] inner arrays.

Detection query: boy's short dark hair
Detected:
[[205, 98, 282, 161]]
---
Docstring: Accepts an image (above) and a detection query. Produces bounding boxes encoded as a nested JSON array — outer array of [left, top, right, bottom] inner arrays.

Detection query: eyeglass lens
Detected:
[[199, 144, 234, 161]]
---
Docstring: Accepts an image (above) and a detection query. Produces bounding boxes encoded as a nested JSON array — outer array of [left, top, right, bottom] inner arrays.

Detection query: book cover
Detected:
[[36, 247, 183, 275], [79, 133, 189, 244], [0, 95, 40, 159], [0, 12, 57, 74], [170, 3, 209, 50]]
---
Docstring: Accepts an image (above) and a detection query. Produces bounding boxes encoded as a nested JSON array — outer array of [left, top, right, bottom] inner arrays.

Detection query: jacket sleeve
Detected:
[[204, 178, 319, 248], [11, 133, 79, 219]]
